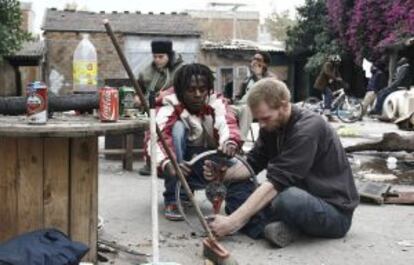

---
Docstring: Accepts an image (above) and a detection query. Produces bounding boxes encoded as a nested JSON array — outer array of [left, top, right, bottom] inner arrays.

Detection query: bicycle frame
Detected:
[[322, 88, 346, 110]]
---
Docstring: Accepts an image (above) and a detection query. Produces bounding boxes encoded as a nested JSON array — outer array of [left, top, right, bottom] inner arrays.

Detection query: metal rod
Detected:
[[150, 107, 159, 263], [103, 19, 215, 241]]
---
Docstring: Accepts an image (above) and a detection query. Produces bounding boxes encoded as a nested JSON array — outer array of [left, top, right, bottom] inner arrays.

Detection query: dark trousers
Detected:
[[323, 86, 334, 110], [162, 121, 266, 238], [373, 86, 405, 113], [269, 187, 353, 238]]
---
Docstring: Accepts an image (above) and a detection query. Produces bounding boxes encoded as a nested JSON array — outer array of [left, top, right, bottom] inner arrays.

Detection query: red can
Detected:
[[99, 86, 119, 122], [26, 81, 48, 124]]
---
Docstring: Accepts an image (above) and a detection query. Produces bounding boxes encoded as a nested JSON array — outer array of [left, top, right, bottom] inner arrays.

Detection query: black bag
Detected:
[[0, 228, 89, 265]]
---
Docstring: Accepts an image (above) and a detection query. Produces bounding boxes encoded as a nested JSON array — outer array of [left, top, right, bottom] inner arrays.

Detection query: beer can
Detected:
[[99, 86, 119, 122], [119, 86, 136, 117], [26, 81, 48, 124]]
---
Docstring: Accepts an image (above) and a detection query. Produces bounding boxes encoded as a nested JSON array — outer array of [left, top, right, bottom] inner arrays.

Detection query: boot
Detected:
[[138, 160, 151, 176]]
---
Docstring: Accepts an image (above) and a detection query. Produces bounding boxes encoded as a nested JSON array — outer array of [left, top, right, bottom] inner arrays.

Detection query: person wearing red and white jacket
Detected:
[[145, 64, 263, 226]]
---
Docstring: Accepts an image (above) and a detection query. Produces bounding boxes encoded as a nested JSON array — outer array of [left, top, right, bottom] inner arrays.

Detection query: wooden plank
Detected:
[[123, 134, 134, 171], [0, 115, 148, 138], [44, 138, 70, 234], [0, 137, 18, 242], [16, 138, 44, 235], [99, 148, 144, 154], [70, 137, 98, 262]]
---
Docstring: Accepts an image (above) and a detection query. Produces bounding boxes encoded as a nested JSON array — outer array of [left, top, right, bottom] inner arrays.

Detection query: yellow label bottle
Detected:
[[73, 34, 98, 93]]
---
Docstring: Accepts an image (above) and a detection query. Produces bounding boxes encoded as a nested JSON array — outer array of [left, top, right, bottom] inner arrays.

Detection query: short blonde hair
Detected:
[[247, 78, 291, 109]]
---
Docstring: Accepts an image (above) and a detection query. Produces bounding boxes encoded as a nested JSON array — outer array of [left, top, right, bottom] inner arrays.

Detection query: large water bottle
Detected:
[[73, 34, 98, 93]]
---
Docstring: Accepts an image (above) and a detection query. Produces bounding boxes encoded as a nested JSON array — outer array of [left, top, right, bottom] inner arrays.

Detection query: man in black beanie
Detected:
[[137, 39, 184, 96], [137, 39, 184, 176]]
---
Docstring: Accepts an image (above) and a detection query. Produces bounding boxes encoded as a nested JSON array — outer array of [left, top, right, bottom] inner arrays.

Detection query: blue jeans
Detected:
[[373, 86, 403, 113], [269, 187, 352, 238], [323, 86, 334, 110], [163, 121, 267, 238]]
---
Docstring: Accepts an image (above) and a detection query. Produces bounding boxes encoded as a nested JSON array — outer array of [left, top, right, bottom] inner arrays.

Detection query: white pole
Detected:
[[233, 11, 237, 40], [150, 108, 159, 263]]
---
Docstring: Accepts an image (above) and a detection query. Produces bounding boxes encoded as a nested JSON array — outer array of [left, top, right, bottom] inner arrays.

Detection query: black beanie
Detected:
[[151, 40, 173, 54]]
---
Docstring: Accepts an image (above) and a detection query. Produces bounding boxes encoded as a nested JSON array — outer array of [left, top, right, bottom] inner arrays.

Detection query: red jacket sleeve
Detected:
[[210, 95, 242, 147], [144, 104, 179, 172]]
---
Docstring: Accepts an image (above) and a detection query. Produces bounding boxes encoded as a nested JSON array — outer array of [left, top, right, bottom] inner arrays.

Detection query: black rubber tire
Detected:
[[175, 150, 256, 234]]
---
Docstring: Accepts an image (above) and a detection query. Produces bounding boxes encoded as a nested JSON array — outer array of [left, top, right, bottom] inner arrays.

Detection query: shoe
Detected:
[[164, 203, 184, 221], [368, 110, 381, 116], [322, 109, 332, 116], [138, 163, 151, 176], [264, 221, 299, 248], [326, 114, 338, 123]]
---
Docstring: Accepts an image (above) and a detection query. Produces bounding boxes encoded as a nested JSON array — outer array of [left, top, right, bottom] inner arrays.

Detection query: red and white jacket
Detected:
[[145, 87, 241, 171]]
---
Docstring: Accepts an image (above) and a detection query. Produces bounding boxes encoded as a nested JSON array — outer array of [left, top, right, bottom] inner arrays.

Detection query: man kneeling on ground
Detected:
[[205, 78, 359, 247], [146, 64, 266, 236]]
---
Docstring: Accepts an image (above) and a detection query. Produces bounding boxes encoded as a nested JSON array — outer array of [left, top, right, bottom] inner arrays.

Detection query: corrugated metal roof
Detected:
[[42, 9, 201, 36], [201, 39, 285, 52], [5, 41, 44, 59]]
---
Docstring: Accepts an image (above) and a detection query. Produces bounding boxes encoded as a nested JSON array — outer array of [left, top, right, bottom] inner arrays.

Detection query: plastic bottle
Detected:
[[386, 156, 397, 170], [73, 34, 98, 93]]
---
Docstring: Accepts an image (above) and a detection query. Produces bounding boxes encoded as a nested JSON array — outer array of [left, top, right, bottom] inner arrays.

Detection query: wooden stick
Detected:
[[103, 19, 215, 241]]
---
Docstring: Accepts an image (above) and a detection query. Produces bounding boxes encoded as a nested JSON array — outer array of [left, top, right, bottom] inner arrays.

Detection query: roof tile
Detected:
[[42, 9, 201, 36]]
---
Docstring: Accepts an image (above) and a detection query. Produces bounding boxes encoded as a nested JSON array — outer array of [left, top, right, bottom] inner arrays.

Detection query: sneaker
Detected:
[[322, 109, 332, 116], [164, 203, 184, 221], [264, 221, 299, 248], [326, 115, 339, 123], [138, 163, 151, 176]]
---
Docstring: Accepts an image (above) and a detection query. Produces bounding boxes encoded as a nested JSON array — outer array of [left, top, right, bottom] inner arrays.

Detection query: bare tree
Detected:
[[265, 10, 296, 42]]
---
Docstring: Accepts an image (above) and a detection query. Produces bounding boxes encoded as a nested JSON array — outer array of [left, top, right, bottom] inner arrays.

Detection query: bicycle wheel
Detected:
[[337, 96, 363, 123], [301, 97, 323, 114], [175, 150, 257, 235]]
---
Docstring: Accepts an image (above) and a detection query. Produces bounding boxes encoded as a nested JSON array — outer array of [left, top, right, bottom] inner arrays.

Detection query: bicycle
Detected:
[[301, 88, 363, 123], [174, 150, 257, 235]]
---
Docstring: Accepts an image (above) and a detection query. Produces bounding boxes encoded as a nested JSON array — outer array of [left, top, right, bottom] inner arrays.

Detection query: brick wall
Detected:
[[20, 9, 29, 32], [44, 32, 125, 94], [194, 18, 258, 41]]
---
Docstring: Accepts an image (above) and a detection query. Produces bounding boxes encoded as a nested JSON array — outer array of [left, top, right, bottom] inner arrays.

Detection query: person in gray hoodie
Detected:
[[138, 39, 184, 175]]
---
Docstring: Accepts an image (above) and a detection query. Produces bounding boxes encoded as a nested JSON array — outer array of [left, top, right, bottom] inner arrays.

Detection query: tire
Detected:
[[301, 97, 323, 114], [337, 96, 363, 123], [175, 150, 256, 234]]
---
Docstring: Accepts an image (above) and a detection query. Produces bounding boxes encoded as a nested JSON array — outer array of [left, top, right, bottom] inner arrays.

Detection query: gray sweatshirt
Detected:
[[247, 105, 359, 214]]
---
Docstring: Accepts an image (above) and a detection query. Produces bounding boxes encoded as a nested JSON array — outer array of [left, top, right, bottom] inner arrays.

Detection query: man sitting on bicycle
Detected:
[[314, 55, 344, 121], [145, 63, 266, 237]]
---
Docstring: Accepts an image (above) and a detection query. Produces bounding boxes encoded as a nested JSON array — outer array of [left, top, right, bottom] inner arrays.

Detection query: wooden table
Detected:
[[0, 114, 148, 262]]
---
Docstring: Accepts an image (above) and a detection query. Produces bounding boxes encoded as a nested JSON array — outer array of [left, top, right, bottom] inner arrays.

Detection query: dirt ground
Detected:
[[97, 118, 414, 265]]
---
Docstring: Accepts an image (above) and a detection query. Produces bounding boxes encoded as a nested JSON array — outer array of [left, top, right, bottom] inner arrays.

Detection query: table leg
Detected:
[[70, 137, 98, 262], [123, 133, 134, 171]]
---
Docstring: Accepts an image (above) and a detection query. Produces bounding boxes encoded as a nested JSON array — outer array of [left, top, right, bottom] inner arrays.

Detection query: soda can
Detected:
[[26, 81, 48, 124], [99, 86, 119, 122], [119, 86, 136, 117]]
